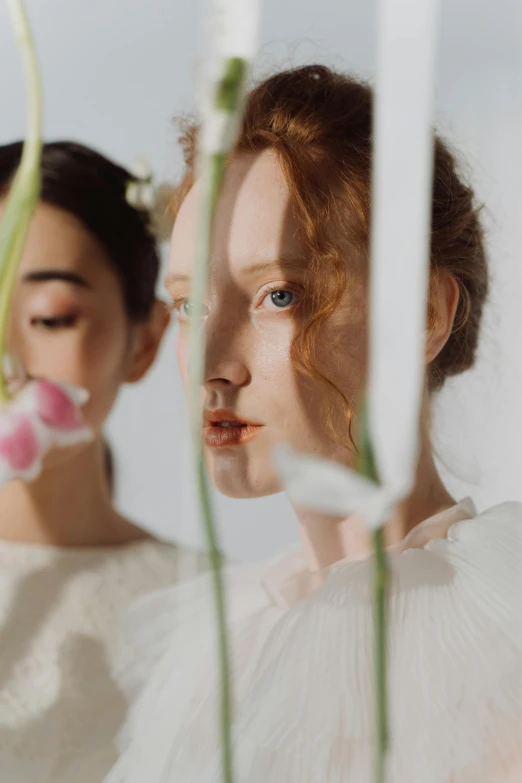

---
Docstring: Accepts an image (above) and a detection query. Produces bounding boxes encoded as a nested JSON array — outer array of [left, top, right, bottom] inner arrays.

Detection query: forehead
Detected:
[[0, 200, 110, 278], [169, 149, 303, 278]]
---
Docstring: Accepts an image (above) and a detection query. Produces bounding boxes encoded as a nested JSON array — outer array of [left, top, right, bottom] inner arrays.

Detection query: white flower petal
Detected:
[[201, 110, 238, 155], [274, 445, 377, 518], [274, 446, 399, 530], [17, 456, 45, 483], [53, 381, 89, 407], [140, 184, 157, 211], [130, 156, 152, 181], [0, 458, 14, 486], [363, 489, 398, 531], [125, 182, 140, 208], [369, 0, 439, 501], [49, 426, 93, 448], [215, 0, 260, 60], [13, 379, 89, 413]]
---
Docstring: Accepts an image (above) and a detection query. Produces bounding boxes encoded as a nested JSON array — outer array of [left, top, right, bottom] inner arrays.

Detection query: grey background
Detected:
[[1, 0, 520, 560]]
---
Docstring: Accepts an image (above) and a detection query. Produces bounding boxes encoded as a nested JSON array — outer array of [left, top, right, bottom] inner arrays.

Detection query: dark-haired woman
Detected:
[[107, 67, 521, 783], [0, 141, 205, 782]]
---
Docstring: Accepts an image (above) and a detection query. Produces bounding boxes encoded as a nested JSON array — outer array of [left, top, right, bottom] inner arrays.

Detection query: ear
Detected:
[[425, 271, 460, 364], [125, 300, 171, 384]]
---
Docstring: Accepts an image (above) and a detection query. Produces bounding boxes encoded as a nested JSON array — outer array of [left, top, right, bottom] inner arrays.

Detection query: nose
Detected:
[[203, 312, 251, 391]]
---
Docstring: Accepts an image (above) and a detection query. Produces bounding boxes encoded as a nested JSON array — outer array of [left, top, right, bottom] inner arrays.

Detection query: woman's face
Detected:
[[168, 150, 367, 498], [4, 201, 164, 443]]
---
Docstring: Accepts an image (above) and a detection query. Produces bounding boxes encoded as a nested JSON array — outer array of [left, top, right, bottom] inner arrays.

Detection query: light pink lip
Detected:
[[203, 408, 264, 448]]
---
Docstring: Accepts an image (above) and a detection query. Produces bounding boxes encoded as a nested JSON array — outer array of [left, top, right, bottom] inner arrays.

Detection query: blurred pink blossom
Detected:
[[0, 379, 92, 486]]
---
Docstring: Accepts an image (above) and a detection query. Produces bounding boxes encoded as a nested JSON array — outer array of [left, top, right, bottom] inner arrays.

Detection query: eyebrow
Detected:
[[238, 259, 304, 278], [165, 272, 191, 285], [23, 270, 91, 288], [165, 259, 304, 286]]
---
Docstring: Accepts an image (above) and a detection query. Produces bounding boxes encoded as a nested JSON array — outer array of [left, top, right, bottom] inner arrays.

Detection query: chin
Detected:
[[40, 432, 100, 473], [207, 451, 280, 499]]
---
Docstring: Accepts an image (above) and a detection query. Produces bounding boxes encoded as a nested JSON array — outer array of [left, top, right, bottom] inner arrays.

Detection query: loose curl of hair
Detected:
[[171, 65, 488, 438]]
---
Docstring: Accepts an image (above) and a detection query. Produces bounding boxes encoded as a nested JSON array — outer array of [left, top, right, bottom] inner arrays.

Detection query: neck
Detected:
[[0, 438, 149, 547], [294, 435, 455, 571]]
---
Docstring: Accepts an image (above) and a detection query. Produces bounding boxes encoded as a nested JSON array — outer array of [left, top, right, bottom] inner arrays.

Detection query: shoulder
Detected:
[[229, 504, 522, 782], [447, 499, 522, 540], [424, 500, 522, 601], [91, 536, 209, 591]]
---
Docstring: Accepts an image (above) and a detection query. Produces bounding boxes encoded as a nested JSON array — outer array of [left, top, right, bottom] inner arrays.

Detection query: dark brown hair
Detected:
[[173, 65, 488, 403], [0, 141, 160, 320]]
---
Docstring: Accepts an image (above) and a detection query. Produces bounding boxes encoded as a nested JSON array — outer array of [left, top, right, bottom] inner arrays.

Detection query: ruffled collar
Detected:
[[262, 498, 477, 610]]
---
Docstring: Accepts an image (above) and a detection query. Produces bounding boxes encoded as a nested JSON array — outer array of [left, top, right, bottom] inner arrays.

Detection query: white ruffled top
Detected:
[[0, 536, 207, 783], [106, 500, 522, 783]]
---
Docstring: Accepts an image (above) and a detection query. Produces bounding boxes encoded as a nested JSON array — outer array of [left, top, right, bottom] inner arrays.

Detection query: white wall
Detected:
[[0, 0, 520, 560]]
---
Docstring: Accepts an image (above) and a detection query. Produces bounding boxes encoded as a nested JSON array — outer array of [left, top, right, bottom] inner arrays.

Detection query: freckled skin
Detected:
[[168, 148, 460, 564], [168, 150, 366, 498], [168, 147, 459, 508]]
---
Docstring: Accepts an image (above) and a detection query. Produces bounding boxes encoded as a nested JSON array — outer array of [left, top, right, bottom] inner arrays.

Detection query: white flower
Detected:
[[274, 445, 399, 531], [130, 156, 152, 182], [0, 379, 92, 487]]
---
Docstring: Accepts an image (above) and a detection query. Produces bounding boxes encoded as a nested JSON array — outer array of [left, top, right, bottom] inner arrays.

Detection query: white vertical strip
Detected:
[[215, 0, 260, 58], [200, 0, 260, 154], [369, 0, 440, 502]]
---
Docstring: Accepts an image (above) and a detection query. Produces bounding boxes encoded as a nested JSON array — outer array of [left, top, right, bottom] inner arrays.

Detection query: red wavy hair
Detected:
[[172, 65, 488, 440]]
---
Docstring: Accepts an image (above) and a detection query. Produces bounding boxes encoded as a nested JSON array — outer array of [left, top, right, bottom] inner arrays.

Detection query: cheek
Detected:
[[257, 309, 367, 454], [176, 328, 189, 387], [311, 308, 368, 415], [11, 317, 129, 429], [248, 316, 294, 383]]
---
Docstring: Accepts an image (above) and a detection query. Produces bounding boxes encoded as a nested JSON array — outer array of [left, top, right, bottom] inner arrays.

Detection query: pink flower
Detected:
[[0, 415, 40, 474], [0, 379, 92, 485]]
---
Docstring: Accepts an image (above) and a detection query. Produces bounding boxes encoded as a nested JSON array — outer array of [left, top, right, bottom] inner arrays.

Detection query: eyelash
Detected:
[[172, 284, 301, 321], [256, 283, 301, 312], [30, 314, 78, 330], [171, 298, 209, 321]]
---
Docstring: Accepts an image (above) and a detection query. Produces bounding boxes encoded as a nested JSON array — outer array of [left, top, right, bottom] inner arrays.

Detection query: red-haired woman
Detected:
[[108, 67, 521, 783]]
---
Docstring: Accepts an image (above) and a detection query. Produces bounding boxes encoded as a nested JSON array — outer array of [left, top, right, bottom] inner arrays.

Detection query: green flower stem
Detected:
[[189, 150, 233, 783], [188, 56, 248, 783], [197, 456, 233, 781], [0, 0, 42, 402], [372, 525, 389, 783], [358, 405, 389, 783]]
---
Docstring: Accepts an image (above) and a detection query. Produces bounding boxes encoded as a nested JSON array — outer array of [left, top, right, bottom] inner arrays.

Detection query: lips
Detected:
[[203, 409, 263, 447]]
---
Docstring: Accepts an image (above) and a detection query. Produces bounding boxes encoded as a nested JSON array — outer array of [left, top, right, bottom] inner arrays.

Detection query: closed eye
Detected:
[[30, 314, 79, 330]]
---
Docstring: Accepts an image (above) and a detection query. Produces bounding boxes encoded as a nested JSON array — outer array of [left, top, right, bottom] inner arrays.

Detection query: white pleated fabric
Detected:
[[0, 538, 207, 783], [106, 500, 522, 783]]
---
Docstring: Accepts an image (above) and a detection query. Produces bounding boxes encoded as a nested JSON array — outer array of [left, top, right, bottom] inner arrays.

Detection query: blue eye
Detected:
[[175, 299, 209, 321], [270, 290, 294, 308]]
